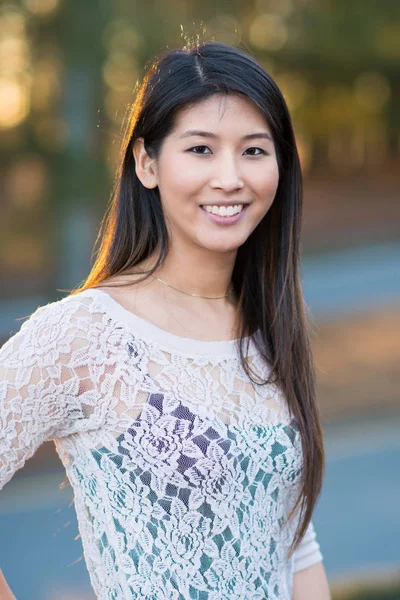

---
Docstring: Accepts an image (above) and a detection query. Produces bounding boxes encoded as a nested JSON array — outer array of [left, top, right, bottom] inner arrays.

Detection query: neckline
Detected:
[[78, 287, 258, 358]]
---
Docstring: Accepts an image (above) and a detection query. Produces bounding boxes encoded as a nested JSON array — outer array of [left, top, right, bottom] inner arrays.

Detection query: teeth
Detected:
[[203, 204, 244, 216]]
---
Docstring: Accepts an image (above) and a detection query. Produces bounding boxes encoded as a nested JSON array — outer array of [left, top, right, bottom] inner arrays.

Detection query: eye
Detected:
[[244, 147, 266, 156], [188, 145, 212, 155]]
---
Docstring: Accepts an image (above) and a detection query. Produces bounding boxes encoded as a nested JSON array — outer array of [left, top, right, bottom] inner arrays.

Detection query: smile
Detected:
[[201, 204, 244, 217], [200, 203, 248, 225]]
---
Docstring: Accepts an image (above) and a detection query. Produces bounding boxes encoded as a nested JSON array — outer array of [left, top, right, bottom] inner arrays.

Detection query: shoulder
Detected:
[[21, 289, 97, 329], [4, 290, 102, 352], [0, 290, 104, 373]]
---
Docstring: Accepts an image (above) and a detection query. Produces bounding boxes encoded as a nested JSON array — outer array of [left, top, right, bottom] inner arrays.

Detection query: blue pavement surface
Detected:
[[301, 240, 400, 320]]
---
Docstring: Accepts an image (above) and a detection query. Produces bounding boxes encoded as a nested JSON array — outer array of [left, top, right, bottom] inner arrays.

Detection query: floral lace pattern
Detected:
[[0, 289, 323, 599]]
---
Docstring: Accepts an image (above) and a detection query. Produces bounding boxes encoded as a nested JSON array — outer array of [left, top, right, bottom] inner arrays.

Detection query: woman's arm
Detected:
[[291, 519, 331, 599], [292, 561, 331, 600], [0, 298, 99, 490], [0, 569, 16, 600]]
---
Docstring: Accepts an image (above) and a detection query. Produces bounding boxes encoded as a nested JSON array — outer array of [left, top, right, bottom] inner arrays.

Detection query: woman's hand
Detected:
[[0, 570, 16, 600]]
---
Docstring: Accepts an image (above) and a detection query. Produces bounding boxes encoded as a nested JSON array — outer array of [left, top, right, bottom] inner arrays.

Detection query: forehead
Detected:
[[171, 93, 271, 134]]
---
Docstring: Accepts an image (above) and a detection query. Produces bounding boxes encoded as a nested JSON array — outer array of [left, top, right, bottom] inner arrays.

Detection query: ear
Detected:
[[132, 138, 158, 189]]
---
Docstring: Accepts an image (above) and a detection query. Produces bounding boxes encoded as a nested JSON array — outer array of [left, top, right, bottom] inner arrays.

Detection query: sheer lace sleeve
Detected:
[[0, 297, 103, 490], [292, 519, 323, 572]]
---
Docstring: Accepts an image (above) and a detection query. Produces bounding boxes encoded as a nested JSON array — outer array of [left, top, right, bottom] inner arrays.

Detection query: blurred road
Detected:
[[316, 410, 400, 580], [302, 240, 400, 320]]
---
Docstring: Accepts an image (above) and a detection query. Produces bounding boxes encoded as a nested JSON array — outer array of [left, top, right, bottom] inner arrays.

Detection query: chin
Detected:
[[198, 240, 246, 254]]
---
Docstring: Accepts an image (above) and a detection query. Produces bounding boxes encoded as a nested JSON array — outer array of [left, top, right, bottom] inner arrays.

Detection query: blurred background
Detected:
[[0, 0, 399, 598]]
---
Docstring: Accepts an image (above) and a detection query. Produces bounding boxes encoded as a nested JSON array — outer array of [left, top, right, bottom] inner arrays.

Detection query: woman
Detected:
[[0, 41, 330, 599]]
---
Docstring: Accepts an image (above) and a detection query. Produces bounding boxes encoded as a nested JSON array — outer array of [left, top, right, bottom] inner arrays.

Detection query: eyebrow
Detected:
[[179, 130, 273, 142]]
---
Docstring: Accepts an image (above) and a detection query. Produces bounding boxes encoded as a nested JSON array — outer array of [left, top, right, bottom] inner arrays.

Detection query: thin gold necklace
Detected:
[[156, 276, 232, 299]]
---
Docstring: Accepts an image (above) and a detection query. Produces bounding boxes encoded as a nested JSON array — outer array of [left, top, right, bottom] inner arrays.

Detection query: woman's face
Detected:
[[135, 93, 279, 255]]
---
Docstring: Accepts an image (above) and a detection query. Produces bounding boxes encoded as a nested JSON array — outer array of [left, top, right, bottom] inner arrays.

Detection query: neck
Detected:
[[143, 244, 238, 306]]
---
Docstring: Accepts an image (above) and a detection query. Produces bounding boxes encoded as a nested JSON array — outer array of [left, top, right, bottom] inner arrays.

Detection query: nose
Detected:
[[210, 152, 244, 192]]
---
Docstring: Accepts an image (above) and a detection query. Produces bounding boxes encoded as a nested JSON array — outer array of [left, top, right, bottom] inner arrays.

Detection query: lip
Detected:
[[200, 204, 248, 225]]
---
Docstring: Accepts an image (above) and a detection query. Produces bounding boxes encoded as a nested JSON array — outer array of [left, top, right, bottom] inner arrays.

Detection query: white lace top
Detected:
[[0, 288, 324, 600]]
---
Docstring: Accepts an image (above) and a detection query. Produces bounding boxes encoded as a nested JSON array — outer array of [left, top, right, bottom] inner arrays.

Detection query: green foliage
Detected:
[[332, 580, 400, 600]]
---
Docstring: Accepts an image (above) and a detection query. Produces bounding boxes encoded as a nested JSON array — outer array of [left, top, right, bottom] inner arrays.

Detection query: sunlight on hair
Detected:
[[180, 21, 208, 52]]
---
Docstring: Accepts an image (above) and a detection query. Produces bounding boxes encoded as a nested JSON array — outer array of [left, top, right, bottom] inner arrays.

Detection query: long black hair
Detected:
[[70, 40, 325, 559]]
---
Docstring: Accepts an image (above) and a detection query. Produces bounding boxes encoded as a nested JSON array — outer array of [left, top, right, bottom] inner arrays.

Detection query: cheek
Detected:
[[158, 156, 205, 200], [253, 163, 280, 200]]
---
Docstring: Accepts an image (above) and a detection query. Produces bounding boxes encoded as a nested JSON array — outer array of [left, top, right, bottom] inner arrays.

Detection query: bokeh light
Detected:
[[0, 77, 30, 128], [249, 14, 288, 51], [102, 51, 139, 93], [102, 19, 142, 55], [354, 71, 391, 113], [275, 72, 312, 112], [374, 23, 400, 59], [0, 37, 30, 73], [255, 0, 293, 17], [30, 52, 63, 111], [23, 0, 60, 17], [5, 155, 49, 209], [0, 6, 32, 129]]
